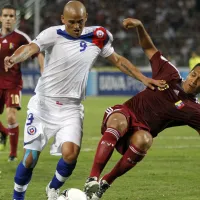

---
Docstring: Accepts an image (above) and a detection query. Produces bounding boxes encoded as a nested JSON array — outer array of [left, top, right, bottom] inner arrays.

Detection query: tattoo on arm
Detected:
[[12, 46, 31, 64], [13, 51, 29, 64], [121, 63, 137, 78]]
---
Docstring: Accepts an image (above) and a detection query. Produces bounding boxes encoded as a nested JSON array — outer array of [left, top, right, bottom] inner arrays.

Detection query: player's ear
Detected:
[[61, 15, 65, 24], [85, 13, 88, 22]]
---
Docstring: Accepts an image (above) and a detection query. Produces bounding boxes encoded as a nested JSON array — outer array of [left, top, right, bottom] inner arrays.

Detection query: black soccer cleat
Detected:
[[91, 179, 110, 200], [84, 177, 99, 199], [8, 156, 18, 162]]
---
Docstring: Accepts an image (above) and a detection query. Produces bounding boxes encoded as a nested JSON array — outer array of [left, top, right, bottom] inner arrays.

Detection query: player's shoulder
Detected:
[[84, 26, 113, 41], [14, 29, 31, 42], [84, 26, 105, 32]]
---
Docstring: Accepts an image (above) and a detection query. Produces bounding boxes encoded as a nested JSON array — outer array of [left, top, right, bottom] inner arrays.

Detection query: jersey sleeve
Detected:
[[150, 51, 181, 81], [31, 27, 56, 52], [100, 29, 114, 58]]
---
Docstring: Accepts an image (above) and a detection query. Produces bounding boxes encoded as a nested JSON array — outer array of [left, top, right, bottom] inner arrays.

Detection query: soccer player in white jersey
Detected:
[[4, 1, 166, 200]]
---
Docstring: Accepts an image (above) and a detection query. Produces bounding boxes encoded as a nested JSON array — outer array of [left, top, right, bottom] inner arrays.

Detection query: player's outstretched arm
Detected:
[[107, 52, 166, 90], [123, 18, 157, 60], [4, 43, 40, 72]]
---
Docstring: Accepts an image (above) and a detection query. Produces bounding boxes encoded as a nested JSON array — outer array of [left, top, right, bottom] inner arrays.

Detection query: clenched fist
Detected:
[[123, 18, 142, 29], [4, 56, 15, 72]]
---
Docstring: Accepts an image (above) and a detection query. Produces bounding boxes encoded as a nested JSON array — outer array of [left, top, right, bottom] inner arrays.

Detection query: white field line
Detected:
[[16, 135, 199, 142], [1, 144, 200, 155], [0, 136, 199, 155]]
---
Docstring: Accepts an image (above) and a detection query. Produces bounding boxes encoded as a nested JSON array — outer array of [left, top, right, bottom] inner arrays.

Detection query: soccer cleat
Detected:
[[0, 132, 7, 151], [91, 179, 110, 200], [8, 156, 18, 162], [46, 182, 60, 200], [84, 177, 99, 199]]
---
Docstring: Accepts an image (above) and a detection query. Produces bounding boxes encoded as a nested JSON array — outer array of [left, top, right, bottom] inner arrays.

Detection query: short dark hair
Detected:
[[1, 4, 16, 16], [192, 63, 200, 71]]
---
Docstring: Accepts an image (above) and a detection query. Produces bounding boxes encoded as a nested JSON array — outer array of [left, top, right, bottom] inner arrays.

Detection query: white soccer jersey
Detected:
[[32, 25, 114, 99]]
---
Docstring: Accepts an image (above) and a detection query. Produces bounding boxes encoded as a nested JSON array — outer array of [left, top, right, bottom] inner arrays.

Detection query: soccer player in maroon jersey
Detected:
[[0, 5, 44, 161], [84, 18, 200, 200]]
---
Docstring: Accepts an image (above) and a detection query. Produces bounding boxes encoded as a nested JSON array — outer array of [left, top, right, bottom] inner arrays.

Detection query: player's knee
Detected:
[[106, 113, 128, 133], [62, 151, 79, 163], [131, 130, 153, 152], [62, 142, 80, 163], [6, 108, 17, 124], [7, 114, 17, 124]]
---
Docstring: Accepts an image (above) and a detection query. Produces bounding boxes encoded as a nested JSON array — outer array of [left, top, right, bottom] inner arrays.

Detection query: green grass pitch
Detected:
[[0, 95, 200, 200]]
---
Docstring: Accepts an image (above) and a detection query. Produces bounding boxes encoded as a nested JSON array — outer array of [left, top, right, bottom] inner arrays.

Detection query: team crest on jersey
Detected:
[[9, 43, 14, 49], [158, 83, 169, 91], [96, 30, 104, 38], [175, 100, 185, 109], [27, 126, 37, 135]]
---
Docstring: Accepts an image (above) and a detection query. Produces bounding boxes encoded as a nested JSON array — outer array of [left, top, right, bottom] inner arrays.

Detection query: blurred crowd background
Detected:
[[1, 0, 200, 67]]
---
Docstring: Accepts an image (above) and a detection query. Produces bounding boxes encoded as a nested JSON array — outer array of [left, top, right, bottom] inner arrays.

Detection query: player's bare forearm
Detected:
[[12, 46, 30, 64], [117, 55, 146, 82], [107, 52, 144, 81], [12, 43, 39, 64], [107, 52, 166, 90], [4, 43, 40, 72], [123, 18, 157, 59], [136, 24, 156, 51]]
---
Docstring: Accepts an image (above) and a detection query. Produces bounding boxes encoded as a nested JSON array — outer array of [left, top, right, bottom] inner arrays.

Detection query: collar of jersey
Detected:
[[0, 29, 14, 38], [57, 29, 93, 40]]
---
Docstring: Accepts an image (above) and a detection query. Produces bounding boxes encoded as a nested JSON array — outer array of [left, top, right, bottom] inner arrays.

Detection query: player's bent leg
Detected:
[[47, 142, 80, 200], [84, 113, 128, 198], [95, 130, 153, 199], [13, 148, 40, 200], [6, 107, 19, 160]]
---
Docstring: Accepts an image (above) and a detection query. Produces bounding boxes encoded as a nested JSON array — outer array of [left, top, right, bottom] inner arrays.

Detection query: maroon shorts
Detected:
[[101, 104, 150, 155], [0, 88, 22, 114]]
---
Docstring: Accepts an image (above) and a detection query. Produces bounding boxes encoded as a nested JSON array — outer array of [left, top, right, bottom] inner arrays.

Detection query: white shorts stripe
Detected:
[[55, 170, 69, 182], [14, 183, 28, 192], [105, 107, 113, 114], [129, 146, 146, 156]]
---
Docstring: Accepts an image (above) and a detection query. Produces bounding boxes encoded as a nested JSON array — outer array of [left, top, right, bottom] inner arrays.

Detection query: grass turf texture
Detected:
[[0, 95, 199, 200]]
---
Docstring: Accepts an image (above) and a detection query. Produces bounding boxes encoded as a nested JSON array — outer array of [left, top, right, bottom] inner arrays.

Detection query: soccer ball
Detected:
[[57, 188, 87, 200]]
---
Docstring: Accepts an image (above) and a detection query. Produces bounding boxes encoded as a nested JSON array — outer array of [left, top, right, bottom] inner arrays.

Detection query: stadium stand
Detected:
[[1, 0, 200, 66]]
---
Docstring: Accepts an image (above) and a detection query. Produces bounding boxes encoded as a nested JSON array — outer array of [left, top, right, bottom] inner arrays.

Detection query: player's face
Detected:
[[0, 9, 16, 31], [61, 10, 87, 38], [183, 66, 200, 95]]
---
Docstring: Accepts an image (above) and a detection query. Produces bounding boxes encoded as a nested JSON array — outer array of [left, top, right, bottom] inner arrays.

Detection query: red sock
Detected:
[[90, 128, 120, 179], [102, 144, 146, 184], [0, 121, 9, 135], [8, 124, 19, 157]]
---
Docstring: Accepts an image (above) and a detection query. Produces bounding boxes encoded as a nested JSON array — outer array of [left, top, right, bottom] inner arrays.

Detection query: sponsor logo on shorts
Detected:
[[27, 126, 37, 135]]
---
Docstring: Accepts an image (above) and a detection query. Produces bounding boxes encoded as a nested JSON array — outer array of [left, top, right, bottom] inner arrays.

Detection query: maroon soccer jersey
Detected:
[[124, 51, 200, 137], [0, 29, 30, 89]]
